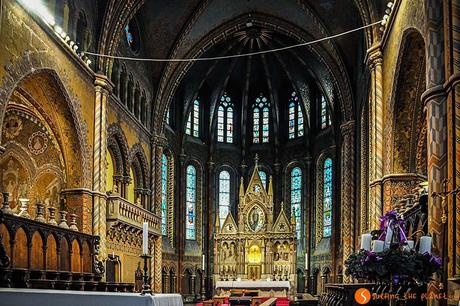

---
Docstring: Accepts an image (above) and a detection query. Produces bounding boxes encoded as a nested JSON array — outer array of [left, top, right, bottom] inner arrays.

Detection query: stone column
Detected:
[[423, 0, 448, 303], [440, 0, 460, 299], [366, 45, 384, 229], [340, 121, 355, 283], [359, 110, 369, 234], [177, 153, 186, 293], [92, 74, 112, 263], [205, 160, 214, 296], [151, 235, 162, 293], [150, 135, 167, 214]]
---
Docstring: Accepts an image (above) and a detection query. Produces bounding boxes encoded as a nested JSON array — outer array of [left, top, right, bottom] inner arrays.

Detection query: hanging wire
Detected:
[[84, 20, 381, 63]]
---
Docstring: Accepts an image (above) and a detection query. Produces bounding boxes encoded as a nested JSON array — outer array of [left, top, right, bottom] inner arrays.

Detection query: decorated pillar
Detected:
[[151, 135, 167, 214], [366, 45, 384, 229], [438, 0, 460, 300], [359, 109, 369, 234], [92, 74, 112, 262], [153, 235, 162, 292], [340, 121, 355, 283]]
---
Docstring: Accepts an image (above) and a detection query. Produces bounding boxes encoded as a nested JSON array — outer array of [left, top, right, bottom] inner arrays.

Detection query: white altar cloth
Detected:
[[215, 280, 290, 289], [0, 288, 183, 306]]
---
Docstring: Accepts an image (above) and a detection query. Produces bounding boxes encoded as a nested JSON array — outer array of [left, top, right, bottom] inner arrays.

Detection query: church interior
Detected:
[[0, 0, 458, 305]]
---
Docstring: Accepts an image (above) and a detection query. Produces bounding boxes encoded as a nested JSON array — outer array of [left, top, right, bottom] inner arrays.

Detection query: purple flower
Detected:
[[429, 255, 442, 268]]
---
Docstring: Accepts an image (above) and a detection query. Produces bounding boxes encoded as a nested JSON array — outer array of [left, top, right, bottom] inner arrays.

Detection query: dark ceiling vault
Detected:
[[96, 0, 380, 133]]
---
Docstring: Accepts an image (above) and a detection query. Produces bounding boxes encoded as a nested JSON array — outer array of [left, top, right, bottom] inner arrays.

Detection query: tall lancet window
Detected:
[[186, 165, 197, 240], [288, 92, 304, 139], [252, 94, 270, 143], [161, 154, 168, 235], [218, 170, 231, 227], [185, 99, 200, 137], [258, 170, 267, 190], [320, 95, 332, 129], [217, 93, 234, 143], [290, 167, 302, 239], [323, 158, 333, 237]]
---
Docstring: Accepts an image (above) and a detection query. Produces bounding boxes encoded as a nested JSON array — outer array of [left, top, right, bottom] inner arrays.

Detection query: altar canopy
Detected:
[[213, 165, 297, 293]]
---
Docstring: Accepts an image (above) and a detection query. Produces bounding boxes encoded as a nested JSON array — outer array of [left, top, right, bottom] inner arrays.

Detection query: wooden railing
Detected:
[[106, 195, 161, 235], [0, 206, 134, 292]]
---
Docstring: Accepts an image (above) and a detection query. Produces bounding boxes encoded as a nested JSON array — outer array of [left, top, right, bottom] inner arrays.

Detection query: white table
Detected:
[[0, 288, 183, 306]]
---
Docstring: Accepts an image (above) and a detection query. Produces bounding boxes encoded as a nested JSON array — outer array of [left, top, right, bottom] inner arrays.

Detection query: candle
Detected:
[[360, 234, 372, 251], [142, 222, 149, 255], [202, 254, 206, 270], [372, 240, 384, 253], [407, 240, 414, 250], [305, 252, 309, 270], [419, 236, 432, 254]]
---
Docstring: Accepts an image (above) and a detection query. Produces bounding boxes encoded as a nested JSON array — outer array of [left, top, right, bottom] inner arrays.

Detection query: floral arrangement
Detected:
[[345, 211, 442, 285]]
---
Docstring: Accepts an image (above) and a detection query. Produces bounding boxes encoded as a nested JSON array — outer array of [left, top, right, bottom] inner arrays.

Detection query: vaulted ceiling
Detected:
[[95, 0, 382, 132]]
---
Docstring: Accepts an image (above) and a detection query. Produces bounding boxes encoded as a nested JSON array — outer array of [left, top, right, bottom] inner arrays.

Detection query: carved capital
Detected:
[[151, 134, 168, 147], [94, 73, 113, 93], [365, 44, 383, 70], [340, 120, 355, 136]]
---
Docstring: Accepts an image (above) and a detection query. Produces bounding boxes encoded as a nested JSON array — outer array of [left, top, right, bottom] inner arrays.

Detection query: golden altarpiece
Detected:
[[213, 166, 297, 292]]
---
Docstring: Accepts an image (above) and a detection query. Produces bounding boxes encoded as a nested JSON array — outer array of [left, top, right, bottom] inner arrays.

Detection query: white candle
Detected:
[[142, 222, 149, 255], [372, 240, 384, 253], [202, 254, 206, 270], [419, 236, 432, 254], [360, 234, 372, 251], [407, 240, 414, 250], [305, 252, 309, 270]]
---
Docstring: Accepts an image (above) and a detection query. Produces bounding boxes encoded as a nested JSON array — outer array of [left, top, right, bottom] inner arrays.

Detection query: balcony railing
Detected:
[[106, 195, 161, 235]]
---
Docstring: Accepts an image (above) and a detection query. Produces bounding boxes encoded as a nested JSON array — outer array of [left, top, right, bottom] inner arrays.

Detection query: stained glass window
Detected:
[[288, 91, 304, 139], [258, 170, 267, 190], [161, 154, 168, 235], [323, 158, 333, 237], [216, 93, 234, 143], [186, 165, 197, 240], [252, 94, 270, 143], [185, 99, 200, 137], [218, 170, 231, 227], [124, 25, 133, 47], [320, 95, 331, 129], [166, 109, 170, 125], [291, 167, 302, 239]]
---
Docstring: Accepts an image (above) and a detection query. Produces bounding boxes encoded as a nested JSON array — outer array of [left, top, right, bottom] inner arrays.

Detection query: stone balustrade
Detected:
[[106, 194, 161, 235]]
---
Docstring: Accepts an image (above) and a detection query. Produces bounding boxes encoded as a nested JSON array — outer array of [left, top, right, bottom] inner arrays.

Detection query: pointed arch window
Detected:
[[323, 158, 333, 237], [186, 165, 197, 240], [166, 109, 170, 125], [258, 170, 267, 190], [161, 154, 168, 235], [186, 99, 200, 137], [320, 95, 332, 129], [290, 167, 302, 239], [217, 93, 234, 143], [218, 170, 231, 227], [252, 94, 270, 143], [288, 92, 304, 139]]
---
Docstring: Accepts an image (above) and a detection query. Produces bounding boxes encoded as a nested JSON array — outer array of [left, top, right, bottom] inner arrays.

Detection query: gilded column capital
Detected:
[[365, 44, 383, 70], [94, 73, 114, 93]]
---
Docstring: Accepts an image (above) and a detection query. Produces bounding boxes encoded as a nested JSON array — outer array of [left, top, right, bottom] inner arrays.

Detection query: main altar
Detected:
[[213, 165, 297, 296]]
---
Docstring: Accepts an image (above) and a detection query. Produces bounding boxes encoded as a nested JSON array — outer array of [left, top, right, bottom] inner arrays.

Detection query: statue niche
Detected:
[[214, 165, 297, 291]]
